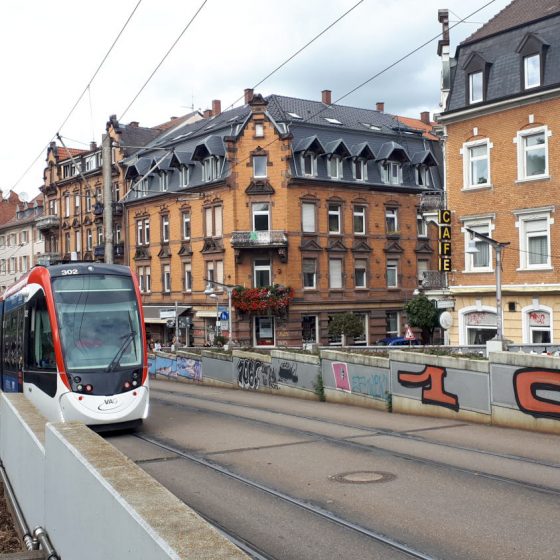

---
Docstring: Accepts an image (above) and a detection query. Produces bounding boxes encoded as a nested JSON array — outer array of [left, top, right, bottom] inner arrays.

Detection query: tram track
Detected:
[[150, 389, 560, 497], [134, 432, 440, 560]]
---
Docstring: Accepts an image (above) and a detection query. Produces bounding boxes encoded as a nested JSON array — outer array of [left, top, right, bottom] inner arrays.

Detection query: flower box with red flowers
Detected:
[[232, 284, 294, 315]]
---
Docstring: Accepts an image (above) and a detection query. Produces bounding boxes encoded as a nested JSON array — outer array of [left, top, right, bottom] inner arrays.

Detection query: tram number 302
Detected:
[[61, 269, 79, 275]]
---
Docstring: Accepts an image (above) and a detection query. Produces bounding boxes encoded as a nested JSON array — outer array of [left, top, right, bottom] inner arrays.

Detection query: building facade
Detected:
[[122, 90, 442, 346], [436, 0, 560, 345], [0, 194, 43, 291]]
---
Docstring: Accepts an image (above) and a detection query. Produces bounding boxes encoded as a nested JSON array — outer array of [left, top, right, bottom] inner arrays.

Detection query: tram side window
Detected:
[[2, 308, 23, 372], [28, 293, 56, 370]]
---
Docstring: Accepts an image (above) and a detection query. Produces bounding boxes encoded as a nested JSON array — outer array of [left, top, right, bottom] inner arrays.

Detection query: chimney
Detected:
[[321, 89, 332, 105], [244, 88, 254, 104], [420, 111, 430, 125], [129, 121, 139, 128], [90, 141, 97, 151], [376, 102, 384, 112], [212, 99, 222, 116], [203, 109, 212, 119]]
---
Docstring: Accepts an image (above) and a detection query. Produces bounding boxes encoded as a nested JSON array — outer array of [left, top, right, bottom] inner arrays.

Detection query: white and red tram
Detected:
[[0, 263, 149, 428]]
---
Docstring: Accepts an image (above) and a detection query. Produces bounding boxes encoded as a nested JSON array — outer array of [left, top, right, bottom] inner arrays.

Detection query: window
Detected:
[[524, 54, 540, 89], [415, 165, 431, 186], [386, 311, 400, 337], [387, 260, 398, 288], [324, 117, 342, 125], [64, 194, 70, 218], [206, 260, 224, 287], [86, 229, 92, 251], [517, 212, 551, 269], [114, 223, 122, 245], [21, 256, 29, 273], [161, 215, 169, 243], [21, 231, 28, 244], [163, 264, 171, 293], [524, 307, 552, 343], [381, 161, 402, 185], [255, 123, 264, 137], [113, 182, 121, 202], [137, 218, 150, 245], [463, 140, 490, 188], [301, 153, 317, 177], [97, 226, 103, 245], [353, 313, 368, 346], [85, 190, 92, 212], [253, 155, 267, 178], [64, 232, 71, 253], [417, 259, 429, 284], [327, 156, 343, 180], [386, 208, 398, 234], [354, 159, 368, 181], [303, 258, 317, 289], [74, 193, 80, 215], [203, 157, 220, 182], [159, 172, 168, 191], [329, 258, 343, 289], [353, 206, 366, 235], [252, 203, 270, 231], [180, 165, 190, 188], [462, 309, 497, 344], [75, 230, 82, 253], [417, 213, 427, 237], [302, 202, 316, 233], [354, 259, 367, 288], [302, 315, 318, 344], [254, 259, 271, 287], [184, 263, 192, 292], [464, 222, 492, 272], [328, 204, 341, 234], [205, 205, 223, 237], [517, 128, 548, 180], [469, 71, 483, 103], [182, 212, 191, 239]]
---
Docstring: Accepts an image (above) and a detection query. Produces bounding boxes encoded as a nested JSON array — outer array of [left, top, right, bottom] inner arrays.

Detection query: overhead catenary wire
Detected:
[[10, 0, 144, 192]]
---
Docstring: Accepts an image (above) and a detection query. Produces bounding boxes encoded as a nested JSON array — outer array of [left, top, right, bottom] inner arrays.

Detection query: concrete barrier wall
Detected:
[[202, 350, 234, 385], [0, 394, 248, 560], [150, 351, 203, 382]]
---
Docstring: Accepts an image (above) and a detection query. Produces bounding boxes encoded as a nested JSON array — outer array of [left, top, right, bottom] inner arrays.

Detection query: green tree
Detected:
[[404, 294, 439, 344], [328, 313, 364, 346]]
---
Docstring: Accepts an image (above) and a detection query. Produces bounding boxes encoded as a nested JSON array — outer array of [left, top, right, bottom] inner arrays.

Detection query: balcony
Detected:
[[232, 231, 288, 264], [420, 270, 447, 290], [94, 245, 104, 258], [37, 252, 60, 265], [92, 202, 124, 217], [419, 190, 446, 211], [231, 230, 288, 248], [36, 215, 60, 232]]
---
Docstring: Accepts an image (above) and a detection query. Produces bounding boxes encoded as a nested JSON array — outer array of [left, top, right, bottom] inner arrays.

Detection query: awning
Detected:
[[196, 310, 219, 318], [143, 305, 191, 323]]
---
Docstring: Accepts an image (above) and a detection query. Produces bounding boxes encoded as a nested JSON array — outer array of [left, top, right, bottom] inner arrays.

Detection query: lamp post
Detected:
[[465, 227, 510, 351], [204, 278, 235, 343]]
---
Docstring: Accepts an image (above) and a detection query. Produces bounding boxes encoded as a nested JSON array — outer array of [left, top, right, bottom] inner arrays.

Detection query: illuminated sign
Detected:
[[438, 209, 452, 272]]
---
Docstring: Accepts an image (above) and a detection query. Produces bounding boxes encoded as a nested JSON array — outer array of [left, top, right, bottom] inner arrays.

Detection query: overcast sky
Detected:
[[1, 0, 512, 200]]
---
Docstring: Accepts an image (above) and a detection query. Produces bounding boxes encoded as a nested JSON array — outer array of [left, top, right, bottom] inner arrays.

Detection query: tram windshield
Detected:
[[52, 273, 142, 372]]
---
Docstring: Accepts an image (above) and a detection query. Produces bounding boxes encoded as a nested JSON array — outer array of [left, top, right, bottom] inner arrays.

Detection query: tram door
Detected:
[[1, 303, 25, 393]]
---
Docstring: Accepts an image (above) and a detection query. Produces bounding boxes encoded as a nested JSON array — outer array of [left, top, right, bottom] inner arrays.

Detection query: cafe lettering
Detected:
[[438, 209, 452, 272]]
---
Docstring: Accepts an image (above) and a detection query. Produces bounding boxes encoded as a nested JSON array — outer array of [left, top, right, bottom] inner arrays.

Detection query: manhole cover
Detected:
[[329, 470, 396, 484]]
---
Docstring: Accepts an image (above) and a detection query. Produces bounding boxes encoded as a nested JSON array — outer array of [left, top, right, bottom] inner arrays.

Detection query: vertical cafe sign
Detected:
[[438, 209, 451, 272]]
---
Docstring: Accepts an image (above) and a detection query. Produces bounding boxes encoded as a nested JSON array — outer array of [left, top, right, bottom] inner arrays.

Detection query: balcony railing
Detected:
[[419, 190, 446, 211], [231, 230, 288, 248], [420, 270, 447, 290], [36, 215, 60, 231]]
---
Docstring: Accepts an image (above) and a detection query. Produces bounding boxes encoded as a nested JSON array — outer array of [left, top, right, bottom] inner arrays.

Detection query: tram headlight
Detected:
[[132, 371, 139, 380], [77, 384, 83, 392], [85, 384, 93, 393], [124, 381, 131, 390]]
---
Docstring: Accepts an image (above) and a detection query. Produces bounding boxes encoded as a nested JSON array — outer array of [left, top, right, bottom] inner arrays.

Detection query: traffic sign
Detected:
[[404, 325, 415, 340], [220, 311, 229, 321]]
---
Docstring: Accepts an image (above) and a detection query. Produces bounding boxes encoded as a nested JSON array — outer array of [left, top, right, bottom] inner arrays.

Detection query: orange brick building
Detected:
[[435, 1, 560, 346], [122, 91, 442, 347]]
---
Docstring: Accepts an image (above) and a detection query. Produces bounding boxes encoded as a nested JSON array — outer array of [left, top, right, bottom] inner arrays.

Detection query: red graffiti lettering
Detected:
[[398, 365, 459, 412], [513, 368, 560, 420]]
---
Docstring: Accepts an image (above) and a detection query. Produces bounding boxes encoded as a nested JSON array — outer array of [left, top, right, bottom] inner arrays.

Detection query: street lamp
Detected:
[[204, 278, 235, 343], [465, 227, 510, 350]]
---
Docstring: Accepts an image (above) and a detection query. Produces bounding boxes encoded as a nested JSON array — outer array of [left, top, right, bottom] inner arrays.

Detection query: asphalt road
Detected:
[[107, 378, 560, 560]]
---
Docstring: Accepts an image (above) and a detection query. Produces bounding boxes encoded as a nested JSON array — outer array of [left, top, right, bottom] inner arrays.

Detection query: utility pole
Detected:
[[102, 132, 113, 264]]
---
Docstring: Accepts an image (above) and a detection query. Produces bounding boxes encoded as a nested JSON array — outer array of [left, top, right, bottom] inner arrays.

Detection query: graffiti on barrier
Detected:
[[177, 357, 202, 381], [351, 374, 387, 399], [278, 361, 298, 383], [237, 358, 278, 390], [398, 365, 459, 412], [332, 362, 351, 391], [513, 368, 560, 420]]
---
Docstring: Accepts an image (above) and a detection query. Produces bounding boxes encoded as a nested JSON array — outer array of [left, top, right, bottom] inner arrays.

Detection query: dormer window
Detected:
[[327, 155, 343, 180], [203, 156, 220, 182], [524, 53, 540, 89], [354, 159, 368, 181], [381, 162, 402, 185], [415, 166, 431, 186], [301, 153, 317, 177], [159, 171, 168, 191], [180, 165, 189, 187], [469, 71, 483, 104]]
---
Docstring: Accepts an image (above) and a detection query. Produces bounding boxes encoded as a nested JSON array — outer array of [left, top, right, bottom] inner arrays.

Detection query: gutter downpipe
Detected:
[[0, 460, 59, 558]]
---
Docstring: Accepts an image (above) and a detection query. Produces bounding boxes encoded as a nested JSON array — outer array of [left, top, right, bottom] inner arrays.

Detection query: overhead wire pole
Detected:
[[102, 132, 114, 264]]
